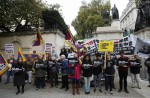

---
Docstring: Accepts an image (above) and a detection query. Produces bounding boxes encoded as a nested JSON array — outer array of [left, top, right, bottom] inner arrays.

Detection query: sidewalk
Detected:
[[0, 75, 148, 98]]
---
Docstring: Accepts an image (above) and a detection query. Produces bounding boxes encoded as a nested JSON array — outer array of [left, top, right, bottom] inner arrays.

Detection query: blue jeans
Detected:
[[6, 71, 13, 83], [84, 77, 91, 92]]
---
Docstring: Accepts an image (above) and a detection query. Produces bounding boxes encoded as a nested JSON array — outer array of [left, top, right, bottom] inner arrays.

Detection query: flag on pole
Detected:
[[65, 40, 77, 52], [18, 47, 26, 62], [0, 52, 10, 76], [33, 31, 43, 46]]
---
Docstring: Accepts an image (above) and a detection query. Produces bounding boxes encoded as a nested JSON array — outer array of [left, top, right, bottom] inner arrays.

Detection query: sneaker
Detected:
[[110, 91, 113, 94], [65, 88, 69, 91], [138, 87, 141, 89], [124, 89, 129, 94], [94, 89, 96, 92], [99, 89, 102, 93], [147, 85, 150, 87], [118, 89, 122, 93], [4, 82, 9, 84], [36, 88, 39, 90], [60, 86, 65, 89]]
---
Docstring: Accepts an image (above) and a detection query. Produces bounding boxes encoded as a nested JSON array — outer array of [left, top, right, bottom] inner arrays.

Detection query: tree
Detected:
[[0, 0, 45, 32], [72, 0, 111, 39]]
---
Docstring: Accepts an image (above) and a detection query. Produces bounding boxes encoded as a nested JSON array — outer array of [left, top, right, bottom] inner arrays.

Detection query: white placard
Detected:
[[45, 43, 52, 53], [5, 44, 14, 54]]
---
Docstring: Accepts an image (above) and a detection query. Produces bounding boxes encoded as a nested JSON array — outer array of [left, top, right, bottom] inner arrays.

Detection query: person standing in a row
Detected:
[[144, 54, 150, 87], [60, 55, 69, 91], [26, 54, 34, 84], [104, 54, 115, 94], [12, 58, 25, 95], [117, 51, 130, 94], [47, 55, 59, 88], [93, 53, 103, 93], [34, 55, 46, 90], [130, 55, 142, 89], [82, 55, 93, 94], [68, 53, 81, 95]]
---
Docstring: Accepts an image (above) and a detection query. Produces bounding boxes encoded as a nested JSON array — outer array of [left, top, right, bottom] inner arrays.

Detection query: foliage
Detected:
[[72, 0, 111, 39]]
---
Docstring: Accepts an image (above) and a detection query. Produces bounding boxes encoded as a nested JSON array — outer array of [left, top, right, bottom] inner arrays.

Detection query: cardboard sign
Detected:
[[5, 44, 14, 54], [45, 43, 52, 54], [99, 41, 114, 52]]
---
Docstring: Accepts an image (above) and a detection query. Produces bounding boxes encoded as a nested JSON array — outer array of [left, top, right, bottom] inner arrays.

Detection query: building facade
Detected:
[[0, 29, 65, 59], [120, 0, 138, 37]]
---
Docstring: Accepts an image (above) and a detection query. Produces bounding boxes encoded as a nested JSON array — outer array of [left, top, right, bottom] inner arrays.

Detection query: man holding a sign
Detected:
[[117, 51, 130, 94]]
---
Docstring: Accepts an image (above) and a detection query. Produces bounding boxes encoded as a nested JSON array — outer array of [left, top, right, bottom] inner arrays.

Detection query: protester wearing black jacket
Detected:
[[82, 55, 93, 94], [34, 55, 46, 90], [144, 54, 150, 87], [12, 58, 25, 95], [117, 51, 130, 94], [47, 55, 59, 88], [104, 54, 115, 95], [93, 53, 103, 92]]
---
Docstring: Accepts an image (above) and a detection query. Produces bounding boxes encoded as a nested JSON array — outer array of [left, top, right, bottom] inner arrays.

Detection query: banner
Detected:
[[98, 41, 114, 52], [45, 43, 52, 54], [5, 44, 14, 54], [84, 39, 98, 54], [0, 52, 10, 76]]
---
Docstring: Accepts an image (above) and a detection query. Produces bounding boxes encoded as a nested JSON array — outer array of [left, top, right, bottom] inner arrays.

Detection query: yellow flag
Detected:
[[98, 41, 114, 52]]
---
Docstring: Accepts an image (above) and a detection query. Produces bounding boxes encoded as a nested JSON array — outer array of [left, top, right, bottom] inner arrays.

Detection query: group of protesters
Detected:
[[1, 47, 150, 95]]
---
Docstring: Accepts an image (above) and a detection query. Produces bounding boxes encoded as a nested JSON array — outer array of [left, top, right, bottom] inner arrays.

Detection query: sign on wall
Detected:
[[5, 44, 14, 54], [45, 43, 52, 54]]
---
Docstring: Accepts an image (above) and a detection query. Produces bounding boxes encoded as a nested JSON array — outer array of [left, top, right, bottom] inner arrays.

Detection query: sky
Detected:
[[44, 0, 129, 35]]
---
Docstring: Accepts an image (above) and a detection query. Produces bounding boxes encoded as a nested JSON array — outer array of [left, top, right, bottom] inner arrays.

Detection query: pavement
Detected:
[[0, 75, 150, 98]]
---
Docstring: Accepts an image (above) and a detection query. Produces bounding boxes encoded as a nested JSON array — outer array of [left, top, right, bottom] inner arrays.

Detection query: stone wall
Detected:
[[0, 30, 65, 59]]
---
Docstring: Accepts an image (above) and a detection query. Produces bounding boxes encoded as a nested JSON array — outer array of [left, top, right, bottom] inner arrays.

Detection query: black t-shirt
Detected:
[[145, 58, 150, 73], [93, 59, 103, 75], [47, 60, 57, 72], [82, 60, 93, 77], [105, 60, 115, 75], [130, 59, 141, 74]]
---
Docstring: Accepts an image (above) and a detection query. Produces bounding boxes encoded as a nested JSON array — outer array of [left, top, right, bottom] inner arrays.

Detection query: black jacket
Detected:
[[130, 59, 142, 74], [12, 62, 25, 86], [93, 59, 103, 75], [144, 58, 150, 73], [105, 60, 115, 75], [82, 60, 93, 77]]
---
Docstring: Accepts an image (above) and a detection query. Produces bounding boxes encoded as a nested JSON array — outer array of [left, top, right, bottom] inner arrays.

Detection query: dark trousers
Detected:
[[0, 76, 1, 83], [50, 72, 58, 87], [62, 75, 68, 89], [72, 78, 79, 85], [17, 85, 24, 92], [35, 77, 45, 88], [148, 72, 150, 84], [119, 71, 128, 90], [47, 68, 50, 81], [105, 76, 113, 91]]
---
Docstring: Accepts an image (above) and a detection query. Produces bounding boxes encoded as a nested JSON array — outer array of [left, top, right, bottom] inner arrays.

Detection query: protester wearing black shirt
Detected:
[[104, 54, 115, 95], [144, 54, 150, 87], [93, 53, 103, 92], [130, 55, 142, 89], [117, 51, 130, 94], [82, 55, 93, 94]]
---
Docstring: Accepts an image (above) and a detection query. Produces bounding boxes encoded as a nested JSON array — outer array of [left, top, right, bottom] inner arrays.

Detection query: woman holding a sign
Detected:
[[82, 55, 93, 94], [93, 53, 103, 93], [68, 53, 81, 95], [104, 54, 115, 94], [12, 58, 26, 95]]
